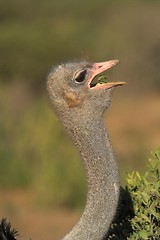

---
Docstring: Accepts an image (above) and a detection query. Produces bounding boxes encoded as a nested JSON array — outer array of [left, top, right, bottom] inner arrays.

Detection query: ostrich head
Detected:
[[47, 60, 125, 118]]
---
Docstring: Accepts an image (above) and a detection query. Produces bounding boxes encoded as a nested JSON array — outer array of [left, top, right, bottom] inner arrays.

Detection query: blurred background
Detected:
[[0, 0, 160, 239]]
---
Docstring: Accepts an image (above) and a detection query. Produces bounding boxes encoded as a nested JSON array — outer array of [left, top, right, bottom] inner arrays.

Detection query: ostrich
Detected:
[[0, 59, 126, 240]]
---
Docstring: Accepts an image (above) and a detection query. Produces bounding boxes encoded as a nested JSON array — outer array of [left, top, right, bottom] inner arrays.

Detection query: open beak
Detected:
[[87, 60, 126, 90]]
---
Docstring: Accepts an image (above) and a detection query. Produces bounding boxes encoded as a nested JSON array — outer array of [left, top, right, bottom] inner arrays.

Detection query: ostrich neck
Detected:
[[60, 111, 120, 240]]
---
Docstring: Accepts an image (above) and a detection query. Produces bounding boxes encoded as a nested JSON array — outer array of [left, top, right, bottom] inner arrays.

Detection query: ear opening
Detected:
[[63, 89, 81, 108]]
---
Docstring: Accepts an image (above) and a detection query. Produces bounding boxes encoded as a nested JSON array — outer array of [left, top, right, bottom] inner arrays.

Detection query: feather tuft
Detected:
[[0, 218, 18, 240]]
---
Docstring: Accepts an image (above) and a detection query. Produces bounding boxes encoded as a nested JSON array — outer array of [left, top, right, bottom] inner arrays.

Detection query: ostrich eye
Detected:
[[74, 69, 87, 84]]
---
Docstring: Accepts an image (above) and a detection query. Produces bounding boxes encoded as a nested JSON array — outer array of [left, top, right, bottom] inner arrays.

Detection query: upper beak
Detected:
[[87, 60, 126, 89]]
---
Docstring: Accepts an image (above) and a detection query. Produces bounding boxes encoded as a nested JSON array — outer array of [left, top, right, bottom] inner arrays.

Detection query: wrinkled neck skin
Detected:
[[57, 107, 120, 240]]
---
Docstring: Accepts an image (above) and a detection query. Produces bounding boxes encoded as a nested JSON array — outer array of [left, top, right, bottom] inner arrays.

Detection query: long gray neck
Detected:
[[59, 110, 120, 240]]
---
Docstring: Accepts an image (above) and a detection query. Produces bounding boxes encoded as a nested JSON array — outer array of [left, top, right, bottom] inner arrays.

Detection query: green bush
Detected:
[[107, 149, 160, 240], [127, 150, 160, 240]]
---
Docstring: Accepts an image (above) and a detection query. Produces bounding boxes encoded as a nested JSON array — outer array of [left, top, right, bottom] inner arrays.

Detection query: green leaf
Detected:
[[98, 74, 108, 84], [141, 214, 150, 222], [141, 192, 150, 204], [138, 230, 148, 239]]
